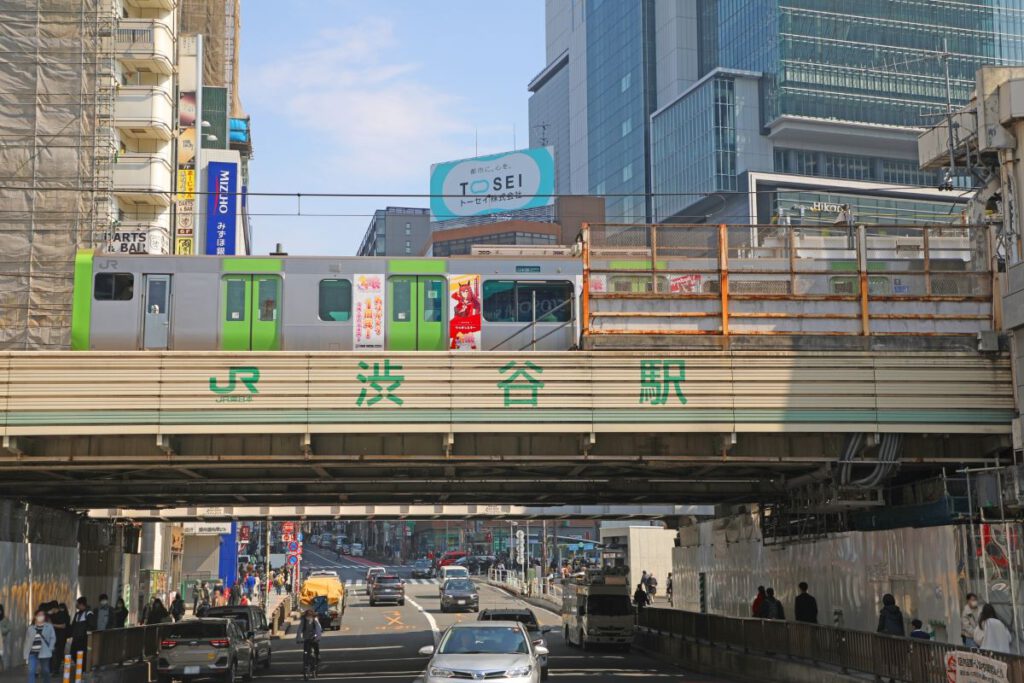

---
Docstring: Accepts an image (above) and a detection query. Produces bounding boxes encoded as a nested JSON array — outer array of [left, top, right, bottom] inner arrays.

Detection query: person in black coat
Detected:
[[877, 594, 905, 636], [794, 582, 818, 624]]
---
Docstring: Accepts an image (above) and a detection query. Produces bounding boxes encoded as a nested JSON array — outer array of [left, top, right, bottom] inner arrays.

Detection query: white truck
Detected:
[[560, 566, 634, 650]]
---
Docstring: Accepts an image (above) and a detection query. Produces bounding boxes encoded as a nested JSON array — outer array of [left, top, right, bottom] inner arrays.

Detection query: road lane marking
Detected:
[[405, 595, 439, 643]]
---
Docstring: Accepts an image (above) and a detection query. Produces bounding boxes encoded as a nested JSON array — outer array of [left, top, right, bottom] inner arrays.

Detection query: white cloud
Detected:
[[252, 16, 474, 190]]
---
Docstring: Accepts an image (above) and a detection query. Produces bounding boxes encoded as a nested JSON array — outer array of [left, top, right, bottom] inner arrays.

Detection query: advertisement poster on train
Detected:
[[354, 274, 385, 349], [449, 274, 482, 350]]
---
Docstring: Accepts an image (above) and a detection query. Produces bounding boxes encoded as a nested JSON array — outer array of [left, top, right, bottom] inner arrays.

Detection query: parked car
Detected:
[[201, 606, 273, 670], [440, 578, 479, 613], [478, 609, 552, 679], [411, 559, 434, 579], [157, 618, 254, 683], [369, 575, 405, 606], [365, 566, 387, 595], [417, 622, 547, 683]]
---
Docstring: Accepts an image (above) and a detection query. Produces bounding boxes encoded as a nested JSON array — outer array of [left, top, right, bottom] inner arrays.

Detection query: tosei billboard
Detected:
[[430, 146, 555, 221]]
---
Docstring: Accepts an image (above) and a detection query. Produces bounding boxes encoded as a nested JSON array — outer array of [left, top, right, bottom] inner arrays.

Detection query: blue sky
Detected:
[[241, 0, 545, 255]]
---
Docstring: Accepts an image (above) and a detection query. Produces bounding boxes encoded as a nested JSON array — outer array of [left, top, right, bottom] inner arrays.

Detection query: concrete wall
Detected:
[[182, 534, 221, 582]]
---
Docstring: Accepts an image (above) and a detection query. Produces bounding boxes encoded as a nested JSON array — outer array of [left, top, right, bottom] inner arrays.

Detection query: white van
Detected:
[[350, 543, 364, 557], [438, 565, 471, 594]]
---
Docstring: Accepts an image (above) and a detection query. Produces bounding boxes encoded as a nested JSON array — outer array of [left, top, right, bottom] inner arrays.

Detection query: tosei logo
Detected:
[[208, 367, 260, 401]]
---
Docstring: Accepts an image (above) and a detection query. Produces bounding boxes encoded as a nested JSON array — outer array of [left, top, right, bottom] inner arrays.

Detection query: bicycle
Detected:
[[301, 641, 319, 680]]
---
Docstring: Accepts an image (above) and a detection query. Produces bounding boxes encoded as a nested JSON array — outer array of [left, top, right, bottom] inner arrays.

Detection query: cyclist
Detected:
[[296, 609, 323, 676]]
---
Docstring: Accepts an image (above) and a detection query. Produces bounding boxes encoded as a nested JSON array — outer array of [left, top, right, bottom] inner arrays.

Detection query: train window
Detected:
[[483, 281, 572, 323], [482, 281, 516, 322], [258, 279, 278, 321], [423, 279, 443, 322], [94, 273, 134, 301], [393, 279, 411, 321], [318, 279, 352, 321], [226, 280, 246, 321]]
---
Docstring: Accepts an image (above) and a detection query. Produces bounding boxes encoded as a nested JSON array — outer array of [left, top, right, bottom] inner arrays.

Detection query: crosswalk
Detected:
[[342, 578, 438, 588]]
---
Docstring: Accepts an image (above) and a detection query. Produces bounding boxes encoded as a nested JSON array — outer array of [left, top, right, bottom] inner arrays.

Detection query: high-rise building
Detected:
[[529, 0, 1024, 225], [356, 208, 432, 257]]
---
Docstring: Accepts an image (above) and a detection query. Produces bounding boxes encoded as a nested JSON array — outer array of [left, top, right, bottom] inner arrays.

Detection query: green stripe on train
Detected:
[[71, 250, 95, 350], [222, 258, 283, 273]]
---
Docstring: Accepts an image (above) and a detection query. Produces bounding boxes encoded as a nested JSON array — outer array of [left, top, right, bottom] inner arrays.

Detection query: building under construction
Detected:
[[0, 0, 247, 350]]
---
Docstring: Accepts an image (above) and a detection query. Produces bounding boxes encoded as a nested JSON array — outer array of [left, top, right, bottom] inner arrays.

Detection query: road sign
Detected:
[[288, 541, 299, 553], [282, 522, 295, 534], [287, 554, 298, 566], [297, 532, 304, 542], [282, 532, 295, 542]]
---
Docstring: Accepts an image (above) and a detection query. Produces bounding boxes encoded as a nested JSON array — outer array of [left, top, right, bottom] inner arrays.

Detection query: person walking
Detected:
[[647, 574, 658, 599], [199, 582, 210, 611], [974, 604, 1012, 653], [794, 582, 818, 624], [751, 586, 766, 617], [112, 598, 128, 629], [170, 594, 185, 622], [68, 597, 95, 678], [910, 619, 931, 640], [633, 583, 651, 610], [640, 571, 649, 593], [275, 572, 285, 595], [191, 582, 201, 615], [94, 595, 113, 631], [145, 598, 170, 625], [961, 593, 981, 648], [24, 609, 56, 683], [47, 603, 68, 676], [762, 588, 785, 620], [666, 573, 674, 607], [876, 594, 905, 636]]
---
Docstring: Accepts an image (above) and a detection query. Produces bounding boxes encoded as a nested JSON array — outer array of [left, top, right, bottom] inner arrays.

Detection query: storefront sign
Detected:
[[449, 274, 482, 350], [205, 161, 238, 255], [183, 522, 232, 536], [106, 230, 149, 254], [353, 274, 385, 349]]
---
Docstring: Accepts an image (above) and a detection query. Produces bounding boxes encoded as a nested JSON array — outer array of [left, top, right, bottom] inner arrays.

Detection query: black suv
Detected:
[[369, 575, 405, 606]]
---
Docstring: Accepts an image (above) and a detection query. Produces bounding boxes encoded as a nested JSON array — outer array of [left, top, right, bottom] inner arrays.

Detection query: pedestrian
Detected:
[[275, 573, 285, 595], [0, 604, 10, 672], [633, 583, 650, 610], [23, 608, 56, 683], [245, 573, 256, 599], [200, 582, 210, 609], [961, 593, 981, 648], [640, 570, 649, 592], [794, 582, 818, 624], [170, 594, 185, 622], [94, 594, 113, 631], [191, 582, 201, 614], [974, 604, 1012, 654], [876, 594, 905, 636], [229, 581, 240, 606], [145, 598, 170, 625], [647, 574, 658, 598], [910, 619, 930, 640], [47, 603, 68, 675], [666, 573, 674, 607], [69, 597, 94, 680], [112, 598, 128, 629], [762, 588, 785, 620], [751, 586, 766, 617]]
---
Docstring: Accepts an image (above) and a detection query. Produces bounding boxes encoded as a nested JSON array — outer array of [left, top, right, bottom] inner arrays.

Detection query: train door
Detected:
[[220, 274, 282, 350], [387, 275, 446, 350], [142, 274, 171, 349]]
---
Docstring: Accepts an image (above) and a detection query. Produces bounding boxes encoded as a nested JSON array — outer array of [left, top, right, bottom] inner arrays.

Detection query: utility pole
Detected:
[[942, 38, 957, 189]]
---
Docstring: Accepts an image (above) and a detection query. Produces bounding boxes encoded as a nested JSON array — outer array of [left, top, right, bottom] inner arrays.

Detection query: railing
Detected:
[[87, 624, 164, 671], [488, 568, 563, 605], [637, 608, 1024, 682], [582, 223, 994, 338]]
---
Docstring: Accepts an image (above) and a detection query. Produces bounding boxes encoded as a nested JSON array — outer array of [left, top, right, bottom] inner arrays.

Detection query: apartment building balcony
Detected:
[[124, 0, 175, 10], [115, 86, 173, 140], [114, 153, 172, 206], [115, 20, 174, 75]]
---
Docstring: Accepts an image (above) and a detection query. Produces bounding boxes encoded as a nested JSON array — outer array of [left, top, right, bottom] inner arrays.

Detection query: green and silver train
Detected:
[[70, 250, 581, 351]]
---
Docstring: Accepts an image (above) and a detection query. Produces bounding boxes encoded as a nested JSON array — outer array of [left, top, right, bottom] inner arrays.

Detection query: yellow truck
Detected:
[[300, 575, 346, 630]]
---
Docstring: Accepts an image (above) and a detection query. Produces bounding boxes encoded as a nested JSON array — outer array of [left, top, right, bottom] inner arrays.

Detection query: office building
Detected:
[[357, 208, 432, 257], [529, 0, 1024, 225]]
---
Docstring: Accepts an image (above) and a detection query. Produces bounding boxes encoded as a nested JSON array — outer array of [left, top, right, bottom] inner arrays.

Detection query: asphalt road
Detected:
[[252, 545, 734, 683]]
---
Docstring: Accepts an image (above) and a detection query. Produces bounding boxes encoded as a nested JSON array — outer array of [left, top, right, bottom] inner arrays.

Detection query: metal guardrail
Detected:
[[87, 624, 164, 671], [488, 569, 563, 605], [637, 608, 1024, 682]]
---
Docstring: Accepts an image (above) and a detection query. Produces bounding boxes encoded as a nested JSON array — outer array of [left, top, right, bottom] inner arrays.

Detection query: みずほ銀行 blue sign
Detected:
[[205, 160, 238, 255]]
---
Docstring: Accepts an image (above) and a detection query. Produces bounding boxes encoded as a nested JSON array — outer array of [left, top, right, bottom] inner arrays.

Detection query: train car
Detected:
[[70, 250, 582, 351]]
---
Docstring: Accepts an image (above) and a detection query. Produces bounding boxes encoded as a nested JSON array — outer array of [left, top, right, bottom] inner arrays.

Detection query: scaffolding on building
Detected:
[[0, 0, 117, 349]]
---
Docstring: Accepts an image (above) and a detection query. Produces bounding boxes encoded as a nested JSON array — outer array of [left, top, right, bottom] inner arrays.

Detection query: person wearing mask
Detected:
[[69, 597, 95, 673], [910, 619, 931, 640], [295, 609, 323, 671], [974, 604, 1012, 653], [23, 609, 56, 683], [876, 594, 905, 636], [0, 604, 10, 672], [751, 586, 766, 618], [633, 583, 650, 610], [112, 598, 128, 629], [961, 593, 981, 648], [94, 595, 112, 631], [48, 603, 68, 675], [794, 582, 818, 624], [145, 599, 170, 625]]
